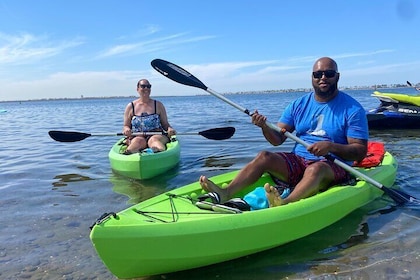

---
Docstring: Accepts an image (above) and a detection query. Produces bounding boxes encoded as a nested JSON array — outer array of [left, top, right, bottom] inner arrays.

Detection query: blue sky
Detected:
[[1, 0, 420, 101]]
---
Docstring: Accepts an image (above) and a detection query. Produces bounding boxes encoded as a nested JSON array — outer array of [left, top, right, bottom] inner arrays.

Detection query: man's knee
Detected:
[[255, 150, 275, 161], [305, 162, 333, 178]]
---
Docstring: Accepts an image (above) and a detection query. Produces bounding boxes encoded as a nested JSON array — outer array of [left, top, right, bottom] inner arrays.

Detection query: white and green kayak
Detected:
[[91, 150, 397, 279]]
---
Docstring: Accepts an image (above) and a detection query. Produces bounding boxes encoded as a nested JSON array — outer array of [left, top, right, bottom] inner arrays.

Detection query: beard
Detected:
[[314, 82, 338, 98]]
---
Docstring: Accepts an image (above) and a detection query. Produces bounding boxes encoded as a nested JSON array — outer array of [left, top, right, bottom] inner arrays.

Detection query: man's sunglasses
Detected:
[[312, 70, 337, 79], [139, 84, 152, 89]]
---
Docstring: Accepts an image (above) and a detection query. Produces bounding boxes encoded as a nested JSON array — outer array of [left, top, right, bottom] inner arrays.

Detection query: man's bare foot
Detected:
[[199, 176, 229, 202], [264, 183, 285, 207]]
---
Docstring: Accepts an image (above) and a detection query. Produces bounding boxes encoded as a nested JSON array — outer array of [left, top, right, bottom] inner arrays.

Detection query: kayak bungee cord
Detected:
[[89, 212, 117, 230], [135, 194, 183, 223], [134, 194, 241, 223], [91, 193, 242, 227]]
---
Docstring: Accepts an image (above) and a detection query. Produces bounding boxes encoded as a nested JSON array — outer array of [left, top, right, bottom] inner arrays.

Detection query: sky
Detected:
[[1, 0, 420, 101]]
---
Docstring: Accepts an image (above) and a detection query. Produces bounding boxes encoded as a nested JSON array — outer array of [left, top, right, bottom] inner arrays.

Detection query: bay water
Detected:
[[1, 89, 419, 279]]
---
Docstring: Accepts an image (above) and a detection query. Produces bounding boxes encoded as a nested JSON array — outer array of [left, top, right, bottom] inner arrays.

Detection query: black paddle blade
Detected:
[[151, 59, 208, 90], [383, 187, 420, 205], [199, 127, 235, 140], [407, 81, 413, 87], [48, 130, 91, 142]]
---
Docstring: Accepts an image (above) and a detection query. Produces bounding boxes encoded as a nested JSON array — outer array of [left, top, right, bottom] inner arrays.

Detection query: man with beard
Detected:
[[199, 57, 369, 208]]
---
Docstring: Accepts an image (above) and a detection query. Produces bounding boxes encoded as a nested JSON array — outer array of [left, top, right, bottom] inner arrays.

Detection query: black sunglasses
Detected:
[[312, 70, 337, 79], [139, 84, 152, 89]]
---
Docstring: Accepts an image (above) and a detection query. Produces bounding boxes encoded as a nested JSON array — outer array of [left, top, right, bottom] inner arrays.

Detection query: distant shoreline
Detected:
[[0, 85, 416, 103]]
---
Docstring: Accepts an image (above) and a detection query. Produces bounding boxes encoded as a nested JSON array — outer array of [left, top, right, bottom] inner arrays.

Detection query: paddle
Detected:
[[407, 81, 420, 91], [151, 58, 419, 205], [48, 127, 235, 142]]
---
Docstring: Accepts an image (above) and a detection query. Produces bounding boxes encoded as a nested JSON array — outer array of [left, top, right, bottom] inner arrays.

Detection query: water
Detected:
[[1, 90, 419, 279]]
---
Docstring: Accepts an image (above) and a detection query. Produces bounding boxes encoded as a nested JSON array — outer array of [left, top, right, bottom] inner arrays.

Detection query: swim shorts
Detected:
[[270, 152, 351, 191]]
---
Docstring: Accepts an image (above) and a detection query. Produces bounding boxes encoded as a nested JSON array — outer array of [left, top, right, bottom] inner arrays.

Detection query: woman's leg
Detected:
[[126, 136, 147, 154], [147, 135, 170, 152]]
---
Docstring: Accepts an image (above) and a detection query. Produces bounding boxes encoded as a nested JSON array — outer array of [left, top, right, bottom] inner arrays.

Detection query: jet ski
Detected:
[[367, 91, 420, 129]]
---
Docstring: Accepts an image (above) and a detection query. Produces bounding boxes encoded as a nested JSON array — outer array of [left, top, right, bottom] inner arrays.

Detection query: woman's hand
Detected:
[[122, 126, 132, 137], [167, 127, 176, 137]]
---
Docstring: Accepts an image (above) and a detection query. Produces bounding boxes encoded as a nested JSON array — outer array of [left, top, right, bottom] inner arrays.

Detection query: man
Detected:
[[199, 57, 369, 207]]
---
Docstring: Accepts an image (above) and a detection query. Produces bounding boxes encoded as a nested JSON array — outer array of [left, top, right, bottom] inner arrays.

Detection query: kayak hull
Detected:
[[91, 152, 397, 278], [367, 112, 420, 129], [108, 136, 180, 180]]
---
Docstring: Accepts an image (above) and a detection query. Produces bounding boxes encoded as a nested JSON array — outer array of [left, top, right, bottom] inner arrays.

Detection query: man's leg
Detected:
[[200, 151, 289, 202]]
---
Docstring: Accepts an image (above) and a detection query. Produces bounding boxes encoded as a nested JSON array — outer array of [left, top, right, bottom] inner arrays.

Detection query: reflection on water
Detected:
[[203, 155, 237, 168], [52, 173, 93, 187], [318, 222, 369, 255], [370, 128, 420, 136], [109, 174, 169, 205], [51, 173, 94, 197]]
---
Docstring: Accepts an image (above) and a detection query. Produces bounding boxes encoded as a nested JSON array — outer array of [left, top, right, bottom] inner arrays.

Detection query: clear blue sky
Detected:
[[1, 0, 420, 101]]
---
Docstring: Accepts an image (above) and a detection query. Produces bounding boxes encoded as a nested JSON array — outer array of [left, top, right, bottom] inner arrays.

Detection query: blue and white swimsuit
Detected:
[[130, 100, 163, 132]]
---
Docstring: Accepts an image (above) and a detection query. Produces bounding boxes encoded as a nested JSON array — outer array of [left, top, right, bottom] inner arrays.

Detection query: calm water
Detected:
[[1, 89, 419, 280]]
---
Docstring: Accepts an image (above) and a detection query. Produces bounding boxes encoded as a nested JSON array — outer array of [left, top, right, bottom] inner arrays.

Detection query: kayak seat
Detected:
[[353, 142, 385, 168]]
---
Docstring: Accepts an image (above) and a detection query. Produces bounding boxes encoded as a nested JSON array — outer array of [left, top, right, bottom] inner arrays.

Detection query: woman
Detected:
[[122, 79, 176, 154]]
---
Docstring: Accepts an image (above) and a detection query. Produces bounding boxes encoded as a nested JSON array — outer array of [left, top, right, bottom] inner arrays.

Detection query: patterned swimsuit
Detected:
[[130, 100, 163, 132]]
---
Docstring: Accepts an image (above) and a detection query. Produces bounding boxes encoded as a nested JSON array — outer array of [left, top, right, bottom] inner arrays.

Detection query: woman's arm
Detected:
[[157, 101, 176, 136], [122, 103, 133, 136]]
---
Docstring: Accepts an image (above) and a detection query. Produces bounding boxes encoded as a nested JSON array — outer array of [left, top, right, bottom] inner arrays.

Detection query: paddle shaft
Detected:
[[84, 132, 162, 137], [67, 131, 233, 137], [93, 132, 198, 137], [49, 126, 235, 142]]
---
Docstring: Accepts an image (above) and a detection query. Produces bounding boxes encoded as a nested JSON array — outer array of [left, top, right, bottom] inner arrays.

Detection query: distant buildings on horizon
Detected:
[[2, 83, 419, 103], [226, 82, 419, 95]]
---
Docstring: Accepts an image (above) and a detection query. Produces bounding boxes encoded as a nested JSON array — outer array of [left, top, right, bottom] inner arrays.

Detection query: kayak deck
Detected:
[[91, 151, 397, 278]]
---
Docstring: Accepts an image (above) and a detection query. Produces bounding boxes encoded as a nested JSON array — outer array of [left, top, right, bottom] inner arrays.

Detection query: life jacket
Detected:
[[353, 141, 385, 168]]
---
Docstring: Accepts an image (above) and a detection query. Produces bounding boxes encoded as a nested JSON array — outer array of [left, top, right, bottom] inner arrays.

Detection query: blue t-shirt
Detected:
[[279, 91, 369, 163]]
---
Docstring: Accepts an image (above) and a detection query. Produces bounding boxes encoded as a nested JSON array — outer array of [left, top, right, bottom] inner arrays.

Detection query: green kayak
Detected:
[[91, 151, 397, 279], [108, 136, 180, 180]]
